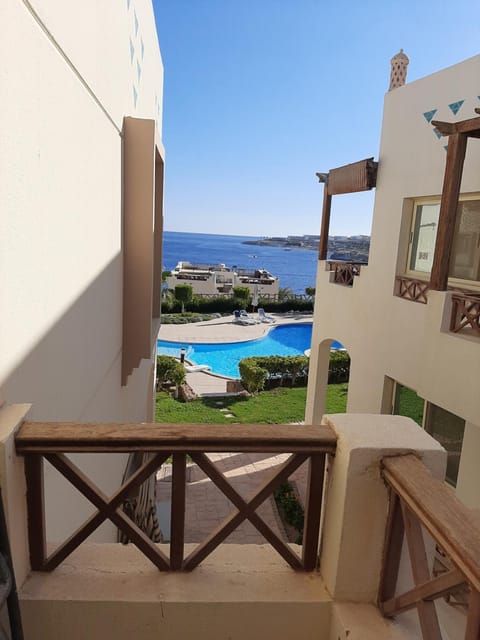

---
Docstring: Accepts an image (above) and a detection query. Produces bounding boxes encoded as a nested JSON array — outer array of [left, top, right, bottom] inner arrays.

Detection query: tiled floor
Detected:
[[156, 452, 308, 544]]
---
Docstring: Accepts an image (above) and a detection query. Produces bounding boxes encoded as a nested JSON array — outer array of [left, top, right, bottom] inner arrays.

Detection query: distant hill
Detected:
[[243, 234, 370, 262]]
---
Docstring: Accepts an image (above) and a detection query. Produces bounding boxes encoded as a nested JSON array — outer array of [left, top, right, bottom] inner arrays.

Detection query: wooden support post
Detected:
[[379, 492, 405, 605], [302, 453, 326, 571], [170, 453, 186, 570], [401, 502, 442, 640], [24, 456, 47, 571], [318, 185, 332, 261], [465, 589, 480, 640], [430, 133, 467, 291]]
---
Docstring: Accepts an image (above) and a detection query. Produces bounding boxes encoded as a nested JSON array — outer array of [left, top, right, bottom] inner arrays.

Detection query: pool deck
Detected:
[[158, 311, 313, 344], [157, 312, 313, 396]]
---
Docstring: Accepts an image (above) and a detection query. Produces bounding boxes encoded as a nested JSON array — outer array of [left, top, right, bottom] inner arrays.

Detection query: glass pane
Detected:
[[450, 199, 480, 282], [425, 404, 465, 486], [393, 384, 424, 426], [410, 204, 440, 273]]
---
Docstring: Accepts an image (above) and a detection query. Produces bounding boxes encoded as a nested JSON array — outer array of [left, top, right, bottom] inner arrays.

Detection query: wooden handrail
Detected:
[[16, 422, 337, 454], [382, 454, 480, 592], [15, 422, 336, 573], [380, 454, 480, 639], [326, 261, 363, 286]]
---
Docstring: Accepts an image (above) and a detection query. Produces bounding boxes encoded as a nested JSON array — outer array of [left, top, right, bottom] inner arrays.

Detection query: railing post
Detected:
[[170, 453, 186, 570], [465, 589, 480, 640], [378, 491, 404, 606], [302, 453, 326, 571], [24, 455, 47, 571]]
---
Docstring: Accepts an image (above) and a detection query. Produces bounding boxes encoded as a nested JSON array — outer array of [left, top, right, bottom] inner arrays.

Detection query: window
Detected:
[[424, 404, 465, 486], [408, 196, 480, 285], [392, 383, 425, 426], [391, 382, 465, 487]]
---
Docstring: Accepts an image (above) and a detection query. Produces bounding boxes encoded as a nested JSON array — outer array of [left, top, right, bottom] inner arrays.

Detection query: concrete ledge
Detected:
[[20, 543, 331, 640], [330, 603, 415, 640]]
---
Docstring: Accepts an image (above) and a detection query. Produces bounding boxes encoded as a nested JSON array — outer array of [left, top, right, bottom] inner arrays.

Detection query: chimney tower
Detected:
[[389, 49, 409, 91]]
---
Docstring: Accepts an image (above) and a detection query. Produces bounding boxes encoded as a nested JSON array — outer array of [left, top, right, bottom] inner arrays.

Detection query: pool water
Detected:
[[157, 323, 342, 378]]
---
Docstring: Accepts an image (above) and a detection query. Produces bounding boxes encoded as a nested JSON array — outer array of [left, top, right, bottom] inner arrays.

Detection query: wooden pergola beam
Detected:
[[430, 133, 467, 291], [431, 117, 480, 138], [318, 184, 332, 261]]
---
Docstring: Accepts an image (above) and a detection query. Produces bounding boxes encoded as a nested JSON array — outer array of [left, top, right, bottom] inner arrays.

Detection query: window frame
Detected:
[[406, 193, 480, 290]]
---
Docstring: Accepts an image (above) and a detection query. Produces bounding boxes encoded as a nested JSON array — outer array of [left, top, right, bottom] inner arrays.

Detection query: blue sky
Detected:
[[153, 0, 480, 238]]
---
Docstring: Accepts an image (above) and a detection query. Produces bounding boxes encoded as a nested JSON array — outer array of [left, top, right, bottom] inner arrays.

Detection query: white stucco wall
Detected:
[[0, 0, 164, 540], [306, 55, 480, 509]]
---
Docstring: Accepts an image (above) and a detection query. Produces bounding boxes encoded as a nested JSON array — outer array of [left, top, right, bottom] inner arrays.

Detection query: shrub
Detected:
[[328, 350, 350, 383], [238, 358, 268, 394], [274, 481, 305, 543], [232, 286, 251, 310], [156, 355, 186, 389]]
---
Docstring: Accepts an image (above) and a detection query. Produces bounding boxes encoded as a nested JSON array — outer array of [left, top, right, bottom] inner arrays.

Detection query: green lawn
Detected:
[[155, 383, 348, 424]]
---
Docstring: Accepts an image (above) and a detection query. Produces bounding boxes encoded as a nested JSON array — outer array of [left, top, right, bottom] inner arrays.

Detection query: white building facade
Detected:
[[0, 0, 165, 541], [306, 54, 480, 511]]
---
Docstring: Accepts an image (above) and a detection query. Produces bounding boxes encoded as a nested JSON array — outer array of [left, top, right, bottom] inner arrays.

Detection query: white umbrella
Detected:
[[252, 284, 259, 310]]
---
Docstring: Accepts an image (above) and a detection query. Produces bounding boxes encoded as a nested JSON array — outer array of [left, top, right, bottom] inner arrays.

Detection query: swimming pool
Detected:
[[157, 323, 342, 378]]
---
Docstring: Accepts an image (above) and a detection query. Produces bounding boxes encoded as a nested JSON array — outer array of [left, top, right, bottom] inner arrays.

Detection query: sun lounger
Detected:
[[184, 364, 211, 372], [239, 309, 260, 324], [233, 310, 257, 325], [257, 308, 275, 323]]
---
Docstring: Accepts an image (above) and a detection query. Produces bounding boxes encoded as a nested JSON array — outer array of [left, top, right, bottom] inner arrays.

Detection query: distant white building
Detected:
[[166, 262, 280, 296]]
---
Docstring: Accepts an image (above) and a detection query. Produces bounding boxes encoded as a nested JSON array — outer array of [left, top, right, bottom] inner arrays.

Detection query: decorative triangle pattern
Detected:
[[448, 100, 464, 115], [433, 127, 442, 140], [423, 109, 437, 123], [129, 38, 135, 64]]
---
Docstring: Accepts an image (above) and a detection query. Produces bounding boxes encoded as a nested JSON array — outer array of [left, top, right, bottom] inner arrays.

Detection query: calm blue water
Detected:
[[157, 323, 342, 378], [163, 231, 318, 294]]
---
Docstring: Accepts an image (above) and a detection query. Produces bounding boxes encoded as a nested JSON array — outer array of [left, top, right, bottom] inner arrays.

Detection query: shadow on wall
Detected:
[[0, 252, 153, 543]]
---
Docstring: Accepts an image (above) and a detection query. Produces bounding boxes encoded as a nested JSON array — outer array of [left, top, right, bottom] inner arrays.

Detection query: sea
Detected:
[[162, 231, 318, 294]]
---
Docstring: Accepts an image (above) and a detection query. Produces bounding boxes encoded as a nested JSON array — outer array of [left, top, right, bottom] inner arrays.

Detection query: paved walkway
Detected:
[[156, 312, 312, 545], [156, 452, 308, 544]]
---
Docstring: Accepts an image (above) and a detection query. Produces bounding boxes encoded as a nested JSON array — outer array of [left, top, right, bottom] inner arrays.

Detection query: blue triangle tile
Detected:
[[444, 145, 448, 152], [134, 12, 139, 35], [141, 38, 145, 60], [133, 85, 138, 108], [129, 38, 135, 63], [423, 109, 437, 123], [448, 100, 464, 115], [137, 61, 142, 81], [433, 127, 442, 139]]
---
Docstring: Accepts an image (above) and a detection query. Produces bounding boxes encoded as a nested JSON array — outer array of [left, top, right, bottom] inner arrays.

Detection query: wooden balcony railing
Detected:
[[379, 454, 480, 639], [15, 422, 336, 573], [326, 261, 363, 287], [395, 276, 430, 304], [450, 293, 480, 337]]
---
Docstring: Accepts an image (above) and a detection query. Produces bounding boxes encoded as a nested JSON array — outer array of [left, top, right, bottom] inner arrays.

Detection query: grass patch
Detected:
[[155, 383, 348, 424], [395, 386, 424, 426]]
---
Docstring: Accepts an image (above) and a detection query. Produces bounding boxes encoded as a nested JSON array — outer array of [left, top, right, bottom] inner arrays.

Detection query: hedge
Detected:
[[238, 355, 309, 393], [161, 295, 313, 315], [328, 350, 350, 383], [238, 351, 350, 392]]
